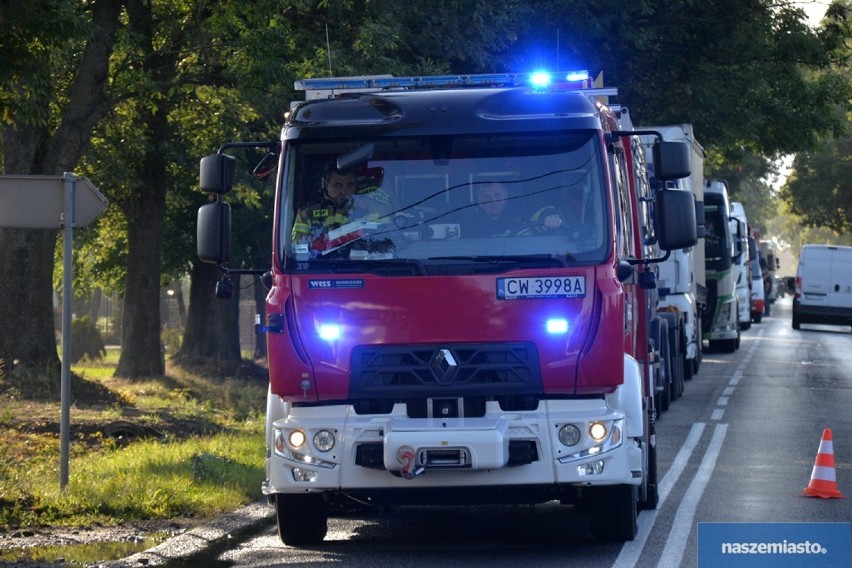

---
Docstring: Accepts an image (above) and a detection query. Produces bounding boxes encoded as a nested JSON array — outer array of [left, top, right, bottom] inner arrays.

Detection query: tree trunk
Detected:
[[113, 99, 168, 377], [0, 1, 122, 380], [113, 183, 166, 377], [0, 229, 61, 377], [175, 261, 242, 371], [112, 0, 172, 378]]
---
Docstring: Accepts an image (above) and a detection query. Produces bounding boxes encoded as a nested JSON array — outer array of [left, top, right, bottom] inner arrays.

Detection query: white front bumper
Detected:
[[263, 398, 642, 495]]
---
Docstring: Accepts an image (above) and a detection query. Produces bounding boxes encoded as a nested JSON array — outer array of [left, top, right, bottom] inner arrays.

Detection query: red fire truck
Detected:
[[197, 72, 696, 545]]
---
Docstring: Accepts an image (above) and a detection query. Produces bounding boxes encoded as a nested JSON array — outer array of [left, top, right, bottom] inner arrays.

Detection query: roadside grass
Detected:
[[0, 349, 268, 529]]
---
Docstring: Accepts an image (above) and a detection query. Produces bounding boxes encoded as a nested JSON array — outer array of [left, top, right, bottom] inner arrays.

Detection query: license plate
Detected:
[[496, 276, 586, 299]]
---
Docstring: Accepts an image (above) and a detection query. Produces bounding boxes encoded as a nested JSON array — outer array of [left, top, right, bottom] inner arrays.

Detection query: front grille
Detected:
[[349, 343, 543, 399]]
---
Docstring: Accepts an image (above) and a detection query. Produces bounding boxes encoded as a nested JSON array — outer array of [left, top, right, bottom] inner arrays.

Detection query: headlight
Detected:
[[558, 424, 581, 447], [313, 429, 335, 452], [589, 421, 607, 442], [288, 429, 306, 449]]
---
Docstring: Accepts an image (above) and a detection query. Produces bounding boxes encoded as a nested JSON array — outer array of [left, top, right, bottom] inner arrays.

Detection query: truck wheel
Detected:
[[792, 309, 800, 330], [639, 440, 659, 511], [589, 484, 638, 541], [660, 313, 683, 401], [651, 318, 671, 413], [684, 356, 694, 381], [752, 311, 763, 324], [659, 323, 671, 411], [693, 316, 703, 375], [672, 326, 685, 400], [274, 493, 328, 546], [709, 338, 737, 354]]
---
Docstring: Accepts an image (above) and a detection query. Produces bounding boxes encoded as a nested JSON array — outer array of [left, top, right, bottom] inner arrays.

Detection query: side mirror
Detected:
[[652, 141, 691, 181], [200, 154, 236, 194], [197, 201, 231, 263], [655, 189, 697, 250]]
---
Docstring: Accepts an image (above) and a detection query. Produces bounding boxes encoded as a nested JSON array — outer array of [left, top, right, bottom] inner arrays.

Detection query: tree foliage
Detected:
[[781, 132, 852, 235], [1, 0, 850, 378]]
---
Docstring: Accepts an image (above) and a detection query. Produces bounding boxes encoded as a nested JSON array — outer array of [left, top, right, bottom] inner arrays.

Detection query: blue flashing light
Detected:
[[530, 71, 552, 89], [546, 318, 570, 335], [318, 323, 341, 341]]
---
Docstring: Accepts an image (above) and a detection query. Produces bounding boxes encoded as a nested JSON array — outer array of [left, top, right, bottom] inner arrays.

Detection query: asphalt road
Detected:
[[108, 296, 852, 567]]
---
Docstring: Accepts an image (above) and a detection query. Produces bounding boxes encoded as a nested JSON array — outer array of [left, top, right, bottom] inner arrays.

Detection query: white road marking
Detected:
[[655, 424, 728, 568], [612, 423, 706, 568]]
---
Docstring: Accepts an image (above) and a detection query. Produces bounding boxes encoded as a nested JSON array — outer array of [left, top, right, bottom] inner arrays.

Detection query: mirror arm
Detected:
[[624, 249, 672, 266], [217, 140, 277, 155], [217, 264, 269, 276]]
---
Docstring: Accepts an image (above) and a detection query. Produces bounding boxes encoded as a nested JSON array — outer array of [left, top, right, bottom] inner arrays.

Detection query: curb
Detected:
[[96, 500, 274, 567]]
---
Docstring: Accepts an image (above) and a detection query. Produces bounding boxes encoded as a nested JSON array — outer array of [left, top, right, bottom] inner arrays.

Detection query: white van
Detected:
[[792, 244, 852, 331]]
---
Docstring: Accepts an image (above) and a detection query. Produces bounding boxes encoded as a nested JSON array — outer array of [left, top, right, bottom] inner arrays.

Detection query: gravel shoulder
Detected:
[[0, 500, 273, 567]]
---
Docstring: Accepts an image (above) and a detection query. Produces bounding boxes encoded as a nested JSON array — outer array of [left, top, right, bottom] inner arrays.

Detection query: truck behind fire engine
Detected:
[[196, 72, 697, 545], [702, 179, 740, 352]]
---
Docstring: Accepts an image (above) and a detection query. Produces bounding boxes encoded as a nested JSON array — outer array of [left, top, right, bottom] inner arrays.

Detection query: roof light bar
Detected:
[[295, 71, 602, 97]]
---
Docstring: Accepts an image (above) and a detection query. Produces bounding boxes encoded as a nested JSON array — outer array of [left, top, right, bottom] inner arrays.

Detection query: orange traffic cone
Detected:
[[803, 428, 844, 499]]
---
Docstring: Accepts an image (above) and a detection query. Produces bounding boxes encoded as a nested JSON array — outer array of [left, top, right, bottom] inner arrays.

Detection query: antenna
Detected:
[[325, 24, 333, 76], [556, 29, 560, 71]]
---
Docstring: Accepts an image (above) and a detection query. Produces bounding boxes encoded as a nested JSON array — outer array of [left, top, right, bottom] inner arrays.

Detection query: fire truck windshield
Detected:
[[282, 131, 609, 270]]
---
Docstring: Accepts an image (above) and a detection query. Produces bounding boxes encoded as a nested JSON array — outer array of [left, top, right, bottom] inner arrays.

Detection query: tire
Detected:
[[589, 484, 639, 542], [639, 435, 659, 511], [669, 331, 683, 400], [792, 307, 800, 330], [752, 311, 763, 324], [673, 327, 685, 399], [693, 315, 703, 375], [658, 319, 671, 412], [274, 493, 328, 546], [710, 338, 737, 353], [684, 355, 695, 381]]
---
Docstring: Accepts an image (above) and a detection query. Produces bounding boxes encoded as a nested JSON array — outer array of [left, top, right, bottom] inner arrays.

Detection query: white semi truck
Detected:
[[641, 124, 706, 379], [703, 179, 740, 352]]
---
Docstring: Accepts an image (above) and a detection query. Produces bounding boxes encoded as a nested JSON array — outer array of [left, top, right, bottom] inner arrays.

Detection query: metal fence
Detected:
[[63, 283, 260, 355]]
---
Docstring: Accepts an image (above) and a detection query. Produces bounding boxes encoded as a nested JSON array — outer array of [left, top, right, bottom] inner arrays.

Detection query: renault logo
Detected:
[[431, 348, 458, 384]]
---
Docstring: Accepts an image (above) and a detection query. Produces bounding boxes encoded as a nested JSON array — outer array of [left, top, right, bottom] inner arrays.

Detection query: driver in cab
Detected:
[[466, 182, 564, 238], [292, 164, 391, 255]]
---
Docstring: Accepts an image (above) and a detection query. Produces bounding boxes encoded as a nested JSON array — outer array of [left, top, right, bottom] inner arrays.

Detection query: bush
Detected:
[[70, 316, 107, 364]]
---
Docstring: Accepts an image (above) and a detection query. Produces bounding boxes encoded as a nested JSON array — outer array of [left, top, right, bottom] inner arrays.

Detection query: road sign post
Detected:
[[0, 173, 108, 491]]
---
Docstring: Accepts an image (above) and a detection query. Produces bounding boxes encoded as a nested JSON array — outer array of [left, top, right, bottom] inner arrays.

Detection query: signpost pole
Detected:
[[59, 173, 75, 491], [0, 173, 107, 492]]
